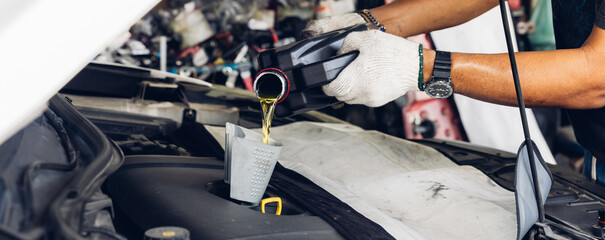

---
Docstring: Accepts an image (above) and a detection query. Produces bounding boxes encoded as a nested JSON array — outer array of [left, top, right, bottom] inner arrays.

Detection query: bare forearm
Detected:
[[421, 27, 605, 109], [452, 50, 605, 109], [371, 0, 498, 37]]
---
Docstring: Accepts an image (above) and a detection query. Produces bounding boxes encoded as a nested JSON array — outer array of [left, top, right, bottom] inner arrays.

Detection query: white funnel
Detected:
[[225, 122, 282, 205]]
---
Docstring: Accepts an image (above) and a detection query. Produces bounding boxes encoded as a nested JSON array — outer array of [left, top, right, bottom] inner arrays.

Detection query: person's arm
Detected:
[[421, 25, 605, 109], [371, 0, 499, 37], [303, 0, 498, 39]]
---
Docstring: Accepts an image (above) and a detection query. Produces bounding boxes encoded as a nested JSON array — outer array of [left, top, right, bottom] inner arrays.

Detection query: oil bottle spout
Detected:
[[253, 68, 289, 103]]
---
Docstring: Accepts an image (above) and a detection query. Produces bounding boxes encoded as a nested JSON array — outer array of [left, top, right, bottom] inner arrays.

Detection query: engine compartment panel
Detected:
[[106, 155, 344, 240]]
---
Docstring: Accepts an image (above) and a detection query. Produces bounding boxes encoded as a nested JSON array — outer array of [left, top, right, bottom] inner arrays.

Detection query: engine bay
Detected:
[[1, 63, 605, 239]]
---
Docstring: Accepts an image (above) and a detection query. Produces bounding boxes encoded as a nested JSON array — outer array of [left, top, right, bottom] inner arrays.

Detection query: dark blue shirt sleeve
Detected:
[[596, 0, 605, 29]]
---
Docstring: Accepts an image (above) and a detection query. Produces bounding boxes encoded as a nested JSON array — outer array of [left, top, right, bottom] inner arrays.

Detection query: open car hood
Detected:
[[0, 0, 161, 146]]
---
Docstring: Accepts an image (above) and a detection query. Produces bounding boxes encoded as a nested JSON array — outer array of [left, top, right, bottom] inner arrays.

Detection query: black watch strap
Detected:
[[432, 51, 451, 79]]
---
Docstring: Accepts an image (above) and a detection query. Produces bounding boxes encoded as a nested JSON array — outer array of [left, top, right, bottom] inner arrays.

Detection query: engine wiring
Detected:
[[18, 110, 79, 230]]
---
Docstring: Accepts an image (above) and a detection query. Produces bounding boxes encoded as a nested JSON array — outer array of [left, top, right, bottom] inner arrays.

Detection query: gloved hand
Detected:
[[323, 30, 421, 107], [301, 13, 366, 38]]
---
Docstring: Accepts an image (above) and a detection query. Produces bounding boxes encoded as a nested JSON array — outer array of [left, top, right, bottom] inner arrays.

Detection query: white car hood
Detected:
[[0, 0, 160, 145]]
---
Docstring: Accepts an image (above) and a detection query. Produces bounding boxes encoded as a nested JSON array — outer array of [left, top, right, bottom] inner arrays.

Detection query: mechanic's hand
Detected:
[[323, 30, 421, 107], [301, 13, 366, 38]]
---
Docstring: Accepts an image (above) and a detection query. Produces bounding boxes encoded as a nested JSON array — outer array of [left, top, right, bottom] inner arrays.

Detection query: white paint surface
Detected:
[[0, 0, 161, 145]]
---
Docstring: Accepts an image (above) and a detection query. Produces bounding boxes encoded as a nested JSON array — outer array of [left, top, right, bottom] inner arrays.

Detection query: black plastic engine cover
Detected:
[[106, 155, 344, 240]]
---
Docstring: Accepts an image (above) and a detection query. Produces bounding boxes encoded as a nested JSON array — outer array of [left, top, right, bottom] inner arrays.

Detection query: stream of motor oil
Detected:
[[260, 97, 277, 145]]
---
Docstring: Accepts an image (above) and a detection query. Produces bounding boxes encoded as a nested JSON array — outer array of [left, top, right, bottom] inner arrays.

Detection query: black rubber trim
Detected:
[[270, 164, 396, 240], [47, 94, 124, 240]]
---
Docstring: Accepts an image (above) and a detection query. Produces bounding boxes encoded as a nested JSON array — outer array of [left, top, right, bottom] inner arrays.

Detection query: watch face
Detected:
[[425, 79, 453, 99]]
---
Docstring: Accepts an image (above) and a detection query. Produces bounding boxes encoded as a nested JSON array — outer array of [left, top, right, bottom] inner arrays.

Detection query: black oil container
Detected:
[[255, 24, 369, 117]]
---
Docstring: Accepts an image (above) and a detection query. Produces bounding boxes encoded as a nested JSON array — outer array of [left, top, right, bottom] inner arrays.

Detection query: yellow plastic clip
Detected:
[[213, 57, 225, 65], [260, 197, 282, 215]]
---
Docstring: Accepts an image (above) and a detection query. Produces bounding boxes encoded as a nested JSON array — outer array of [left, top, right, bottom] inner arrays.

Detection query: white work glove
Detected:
[[301, 13, 366, 38], [323, 30, 421, 107]]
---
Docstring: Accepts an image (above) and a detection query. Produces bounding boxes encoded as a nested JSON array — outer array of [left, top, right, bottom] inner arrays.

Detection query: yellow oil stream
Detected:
[[260, 97, 277, 145]]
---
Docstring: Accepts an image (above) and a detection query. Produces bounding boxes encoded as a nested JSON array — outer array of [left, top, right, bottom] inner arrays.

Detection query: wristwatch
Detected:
[[424, 51, 453, 99]]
